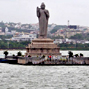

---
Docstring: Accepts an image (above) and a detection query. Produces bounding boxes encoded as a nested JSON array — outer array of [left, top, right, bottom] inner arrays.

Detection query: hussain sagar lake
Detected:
[[0, 64, 89, 89]]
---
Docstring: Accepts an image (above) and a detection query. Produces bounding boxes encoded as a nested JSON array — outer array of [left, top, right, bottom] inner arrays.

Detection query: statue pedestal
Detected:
[[26, 38, 61, 57]]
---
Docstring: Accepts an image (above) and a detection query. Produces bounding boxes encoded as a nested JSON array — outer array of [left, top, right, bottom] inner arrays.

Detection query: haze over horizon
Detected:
[[0, 0, 89, 26]]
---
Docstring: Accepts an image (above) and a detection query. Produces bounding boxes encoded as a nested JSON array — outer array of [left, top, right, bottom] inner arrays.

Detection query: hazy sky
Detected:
[[0, 0, 89, 26]]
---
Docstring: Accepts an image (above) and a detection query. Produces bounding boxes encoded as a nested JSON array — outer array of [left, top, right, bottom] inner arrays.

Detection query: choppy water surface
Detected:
[[0, 64, 89, 89]]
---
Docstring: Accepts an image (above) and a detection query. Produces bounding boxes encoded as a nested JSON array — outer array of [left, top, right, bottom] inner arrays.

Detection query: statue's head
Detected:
[[40, 3, 45, 9]]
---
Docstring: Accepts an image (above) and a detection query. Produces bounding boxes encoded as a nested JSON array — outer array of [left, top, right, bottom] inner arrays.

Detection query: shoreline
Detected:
[[0, 49, 89, 51], [0, 49, 25, 50]]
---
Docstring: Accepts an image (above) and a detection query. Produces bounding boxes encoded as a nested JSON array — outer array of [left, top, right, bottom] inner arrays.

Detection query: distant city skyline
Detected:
[[0, 0, 89, 26]]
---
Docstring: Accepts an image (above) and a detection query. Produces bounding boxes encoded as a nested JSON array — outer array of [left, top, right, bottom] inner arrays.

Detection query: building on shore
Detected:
[[11, 33, 37, 42]]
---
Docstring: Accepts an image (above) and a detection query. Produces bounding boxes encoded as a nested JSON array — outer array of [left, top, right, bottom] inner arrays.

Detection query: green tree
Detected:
[[80, 53, 83, 57], [3, 51, 8, 58], [68, 51, 73, 59], [75, 54, 79, 57], [69, 34, 83, 40], [17, 51, 22, 56], [50, 25, 67, 34], [12, 54, 15, 56]]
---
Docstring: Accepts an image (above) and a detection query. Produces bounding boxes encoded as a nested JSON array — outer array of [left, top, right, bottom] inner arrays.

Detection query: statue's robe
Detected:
[[37, 8, 49, 37]]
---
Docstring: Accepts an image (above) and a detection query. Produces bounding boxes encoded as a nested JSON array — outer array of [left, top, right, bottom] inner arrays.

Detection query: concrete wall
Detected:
[[18, 59, 28, 64], [73, 57, 89, 64]]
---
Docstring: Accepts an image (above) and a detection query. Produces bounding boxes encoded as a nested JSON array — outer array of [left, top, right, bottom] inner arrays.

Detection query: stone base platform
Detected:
[[26, 38, 61, 57]]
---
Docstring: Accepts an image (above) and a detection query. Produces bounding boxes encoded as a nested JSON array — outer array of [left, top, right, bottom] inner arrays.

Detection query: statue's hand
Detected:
[[44, 10, 46, 13], [37, 7, 40, 11], [44, 10, 48, 14], [37, 7, 40, 18], [44, 10, 49, 19]]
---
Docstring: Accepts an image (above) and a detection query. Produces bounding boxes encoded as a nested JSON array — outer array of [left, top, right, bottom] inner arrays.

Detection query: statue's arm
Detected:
[[44, 10, 50, 19], [37, 7, 40, 18]]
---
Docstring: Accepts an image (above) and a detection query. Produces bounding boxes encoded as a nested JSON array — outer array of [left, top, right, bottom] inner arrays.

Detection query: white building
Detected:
[[54, 39, 63, 44], [5, 27, 9, 33], [11, 33, 37, 42], [29, 34, 37, 41], [5, 27, 13, 35], [15, 23, 21, 29], [11, 30, 16, 35]]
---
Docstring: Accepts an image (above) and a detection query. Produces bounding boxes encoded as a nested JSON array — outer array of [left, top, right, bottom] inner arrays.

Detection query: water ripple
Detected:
[[0, 64, 89, 89]]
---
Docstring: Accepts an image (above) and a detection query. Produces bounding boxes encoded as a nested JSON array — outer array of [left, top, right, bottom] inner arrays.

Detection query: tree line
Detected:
[[0, 40, 31, 49], [58, 43, 89, 50], [0, 40, 89, 50], [69, 33, 89, 41]]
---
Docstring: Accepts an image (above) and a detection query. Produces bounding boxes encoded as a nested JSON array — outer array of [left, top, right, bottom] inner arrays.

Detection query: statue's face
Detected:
[[41, 4, 45, 9]]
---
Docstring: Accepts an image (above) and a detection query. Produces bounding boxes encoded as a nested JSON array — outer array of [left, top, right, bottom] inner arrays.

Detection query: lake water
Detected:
[[0, 64, 89, 89], [0, 50, 89, 89]]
